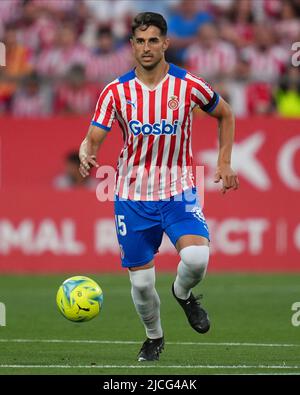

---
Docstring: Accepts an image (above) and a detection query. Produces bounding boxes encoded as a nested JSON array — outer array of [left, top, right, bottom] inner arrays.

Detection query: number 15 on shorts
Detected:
[[115, 215, 127, 236]]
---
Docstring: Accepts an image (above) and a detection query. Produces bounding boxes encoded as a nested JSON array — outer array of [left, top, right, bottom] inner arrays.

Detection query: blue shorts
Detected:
[[114, 187, 209, 268]]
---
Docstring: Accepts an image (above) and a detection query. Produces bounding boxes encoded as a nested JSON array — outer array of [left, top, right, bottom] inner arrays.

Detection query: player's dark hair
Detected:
[[131, 12, 167, 36]]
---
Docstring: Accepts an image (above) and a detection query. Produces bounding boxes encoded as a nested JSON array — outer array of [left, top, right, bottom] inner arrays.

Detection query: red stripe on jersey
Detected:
[[188, 79, 212, 103], [154, 77, 170, 198], [155, 77, 169, 176], [101, 96, 113, 127], [123, 81, 132, 146], [110, 84, 121, 118], [124, 82, 132, 124], [177, 83, 192, 170], [184, 79, 195, 189], [141, 90, 156, 198], [111, 84, 127, 142], [166, 77, 181, 194], [149, 90, 155, 123], [191, 93, 205, 108], [132, 81, 144, 167], [186, 111, 193, 168], [93, 83, 116, 124]]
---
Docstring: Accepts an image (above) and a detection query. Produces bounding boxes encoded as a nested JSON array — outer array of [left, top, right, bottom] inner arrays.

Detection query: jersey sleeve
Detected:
[[189, 75, 220, 113], [91, 85, 116, 131]]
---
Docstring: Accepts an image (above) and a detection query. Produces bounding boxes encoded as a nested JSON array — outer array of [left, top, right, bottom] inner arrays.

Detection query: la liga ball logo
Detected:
[[168, 95, 179, 110]]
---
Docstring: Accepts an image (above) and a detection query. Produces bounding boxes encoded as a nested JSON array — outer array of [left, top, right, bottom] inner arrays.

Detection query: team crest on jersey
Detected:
[[168, 95, 179, 110]]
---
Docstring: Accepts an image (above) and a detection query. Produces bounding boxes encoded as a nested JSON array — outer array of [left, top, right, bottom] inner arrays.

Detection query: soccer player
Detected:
[[79, 13, 239, 362]]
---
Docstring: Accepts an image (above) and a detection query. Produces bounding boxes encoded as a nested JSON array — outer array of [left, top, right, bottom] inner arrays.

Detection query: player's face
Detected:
[[131, 26, 169, 70]]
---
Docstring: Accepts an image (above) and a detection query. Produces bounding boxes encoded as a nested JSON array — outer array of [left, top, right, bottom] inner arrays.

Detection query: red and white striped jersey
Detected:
[[91, 63, 219, 201]]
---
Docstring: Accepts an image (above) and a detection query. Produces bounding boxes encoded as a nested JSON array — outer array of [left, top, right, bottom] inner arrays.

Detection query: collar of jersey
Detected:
[[133, 62, 172, 91]]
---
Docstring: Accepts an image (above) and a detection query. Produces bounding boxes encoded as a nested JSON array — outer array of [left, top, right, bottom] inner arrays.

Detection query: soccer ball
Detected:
[[56, 276, 103, 322]]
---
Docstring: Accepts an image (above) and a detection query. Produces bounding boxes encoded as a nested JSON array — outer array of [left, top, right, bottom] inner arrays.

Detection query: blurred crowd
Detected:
[[0, 0, 300, 118]]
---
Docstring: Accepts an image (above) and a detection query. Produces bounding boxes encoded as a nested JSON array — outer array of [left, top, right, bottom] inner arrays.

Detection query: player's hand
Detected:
[[79, 153, 99, 178], [214, 164, 239, 194]]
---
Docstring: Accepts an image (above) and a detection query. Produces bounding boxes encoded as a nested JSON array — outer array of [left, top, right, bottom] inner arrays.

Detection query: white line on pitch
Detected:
[[0, 364, 299, 370], [0, 339, 299, 347]]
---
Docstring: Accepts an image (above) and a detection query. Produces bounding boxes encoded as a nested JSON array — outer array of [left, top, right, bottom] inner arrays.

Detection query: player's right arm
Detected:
[[79, 126, 107, 177], [188, 73, 239, 194], [79, 83, 116, 178]]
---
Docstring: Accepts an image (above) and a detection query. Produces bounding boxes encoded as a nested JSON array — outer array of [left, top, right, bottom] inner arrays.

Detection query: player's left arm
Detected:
[[208, 96, 239, 194]]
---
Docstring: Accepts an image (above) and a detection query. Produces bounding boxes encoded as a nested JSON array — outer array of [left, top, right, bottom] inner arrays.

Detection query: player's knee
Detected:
[[129, 267, 155, 297], [131, 281, 154, 297], [180, 245, 209, 272]]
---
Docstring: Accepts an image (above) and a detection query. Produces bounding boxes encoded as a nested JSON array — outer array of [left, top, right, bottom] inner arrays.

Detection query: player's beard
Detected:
[[140, 56, 162, 71]]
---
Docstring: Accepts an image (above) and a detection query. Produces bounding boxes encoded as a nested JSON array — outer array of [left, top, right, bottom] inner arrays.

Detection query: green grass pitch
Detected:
[[0, 273, 299, 375]]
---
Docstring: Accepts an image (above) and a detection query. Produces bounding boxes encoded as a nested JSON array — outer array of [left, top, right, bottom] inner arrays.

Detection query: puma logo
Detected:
[[126, 100, 136, 109], [77, 303, 90, 312]]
